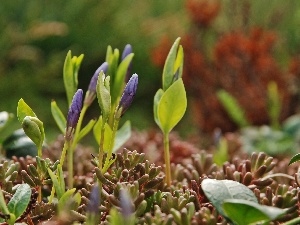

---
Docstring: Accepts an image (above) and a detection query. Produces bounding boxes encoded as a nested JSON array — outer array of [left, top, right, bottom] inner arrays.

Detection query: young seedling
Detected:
[[153, 37, 187, 186], [94, 45, 137, 173]]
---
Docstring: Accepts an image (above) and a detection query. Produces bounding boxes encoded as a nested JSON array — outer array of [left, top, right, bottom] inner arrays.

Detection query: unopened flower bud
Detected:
[[66, 89, 83, 141], [85, 62, 109, 106], [122, 44, 133, 82], [117, 74, 138, 117]]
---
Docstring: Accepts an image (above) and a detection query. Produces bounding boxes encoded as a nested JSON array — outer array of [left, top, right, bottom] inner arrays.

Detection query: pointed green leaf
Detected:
[[63, 51, 75, 106], [289, 153, 300, 165], [162, 37, 181, 91], [57, 164, 65, 197], [51, 101, 66, 134], [157, 78, 187, 134], [0, 187, 10, 215], [201, 179, 257, 217], [113, 121, 131, 152], [17, 99, 36, 123], [173, 45, 184, 80], [73, 54, 84, 82], [217, 89, 249, 128], [153, 89, 164, 130], [111, 53, 134, 105], [96, 72, 111, 122], [106, 46, 119, 84], [7, 184, 31, 219], [48, 167, 64, 199], [58, 188, 76, 212], [77, 119, 97, 142], [223, 199, 286, 225]]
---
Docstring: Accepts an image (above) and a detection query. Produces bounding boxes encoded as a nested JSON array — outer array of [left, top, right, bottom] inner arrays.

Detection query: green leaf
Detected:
[[111, 53, 134, 105], [157, 78, 187, 134], [48, 165, 64, 199], [162, 37, 181, 91], [93, 116, 113, 152], [201, 179, 257, 217], [217, 89, 249, 128], [51, 101, 66, 134], [153, 89, 164, 130], [173, 44, 184, 80], [96, 72, 111, 122], [223, 199, 286, 225], [213, 137, 228, 166], [77, 119, 97, 142], [7, 184, 31, 220], [113, 121, 131, 152], [17, 99, 36, 123], [72, 54, 84, 83], [106, 46, 119, 85], [58, 188, 76, 212], [0, 187, 10, 215], [63, 51, 76, 106], [289, 153, 300, 165], [22, 116, 44, 148]]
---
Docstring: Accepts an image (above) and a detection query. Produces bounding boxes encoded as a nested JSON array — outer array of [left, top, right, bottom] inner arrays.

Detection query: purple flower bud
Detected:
[[88, 62, 109, 93], [66, 89, 83, 140], [122, 44, 133, 82], [117, 74, 138, 117], [120, 189, 133, 218], [86, 184, 100, 214], [84, 62, 109, 106], [122, 44, 132, 60]]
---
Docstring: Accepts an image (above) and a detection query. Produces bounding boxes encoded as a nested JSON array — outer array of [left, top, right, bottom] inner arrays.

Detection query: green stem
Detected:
[[98, 124, 106, 169], [281, 217, 300, 225], [38, 142, 43, 159], [60, 141, 70, 166], [163, 133, 171, 186], [67, 104, 88, 189], [67, 140, 74, 189], [102, 115, 120, 173]]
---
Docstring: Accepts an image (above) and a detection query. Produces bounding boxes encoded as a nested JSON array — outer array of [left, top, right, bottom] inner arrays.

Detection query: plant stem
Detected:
[[163, 133, 171, 186], [67, 141, 74, 189], [102, 115, 120, 173], [60, 141, 70, 166], [67, 104, 88, 189], [281, 217, 300, 225], [98, 124, 105, 169]]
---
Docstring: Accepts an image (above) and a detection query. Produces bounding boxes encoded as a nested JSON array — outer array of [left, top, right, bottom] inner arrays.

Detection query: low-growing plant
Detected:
[[0, 38, 300, 225]]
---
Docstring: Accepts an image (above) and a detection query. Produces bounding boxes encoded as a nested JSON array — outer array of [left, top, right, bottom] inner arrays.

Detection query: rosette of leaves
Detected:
[[79, 150, 164, 223]]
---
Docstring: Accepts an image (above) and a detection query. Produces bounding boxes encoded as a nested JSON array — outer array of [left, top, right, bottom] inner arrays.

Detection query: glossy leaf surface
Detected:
[[157, 78, 187, 134], [201, 179, 257, 216], [7, 184, 31, 220], [223, 199, 286, 225]]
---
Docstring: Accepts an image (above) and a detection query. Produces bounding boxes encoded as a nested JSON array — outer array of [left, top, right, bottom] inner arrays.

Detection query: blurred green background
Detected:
[[1, 0, 300, 143]]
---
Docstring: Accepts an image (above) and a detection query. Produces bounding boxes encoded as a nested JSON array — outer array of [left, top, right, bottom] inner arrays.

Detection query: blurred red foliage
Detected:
[[186, 0, 221, 27], [151, 1, 297, 133]]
